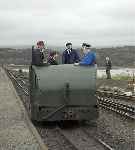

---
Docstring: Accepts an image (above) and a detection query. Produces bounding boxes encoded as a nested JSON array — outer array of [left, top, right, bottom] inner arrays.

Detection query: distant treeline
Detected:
[[93, 46, 135, 67], [0, 46, 135, 67]]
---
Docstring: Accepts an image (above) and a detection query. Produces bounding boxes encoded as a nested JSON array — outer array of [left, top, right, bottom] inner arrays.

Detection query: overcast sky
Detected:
[[0, 0, 135, 47]]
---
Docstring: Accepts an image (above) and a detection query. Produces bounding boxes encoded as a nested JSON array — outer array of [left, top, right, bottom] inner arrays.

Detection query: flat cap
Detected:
[[66, 42, 72, 46], [85, 43, 91, 48], [82, 43, 87, 47]]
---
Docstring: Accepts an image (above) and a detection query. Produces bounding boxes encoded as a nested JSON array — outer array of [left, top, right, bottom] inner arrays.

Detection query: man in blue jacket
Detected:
[[74, 44, 96, 66], [62, 42, 80, 64]]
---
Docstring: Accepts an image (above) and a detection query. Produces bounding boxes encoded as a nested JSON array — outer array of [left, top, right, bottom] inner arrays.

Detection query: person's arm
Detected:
[[62, 52, 66, 64], [74, 51, 80, 62], [41, 52, 44, 60], [54, 60, 58, 65]]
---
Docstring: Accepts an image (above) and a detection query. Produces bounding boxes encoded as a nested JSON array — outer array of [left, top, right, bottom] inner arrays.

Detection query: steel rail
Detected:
[[96, 90, 135, 101], [4, 67, 29, 96], [97, 96, 135, 119], [58, 126, 115, 150]]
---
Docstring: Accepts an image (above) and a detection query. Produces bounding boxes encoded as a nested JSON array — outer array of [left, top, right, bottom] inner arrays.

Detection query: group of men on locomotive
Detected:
[[30, 41, 98, 121], [32, 41, 96, 66]]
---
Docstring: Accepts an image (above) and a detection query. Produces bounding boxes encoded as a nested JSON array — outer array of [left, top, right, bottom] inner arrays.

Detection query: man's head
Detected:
[[106, 57, 110, 61], [83, 43, 91, 54], [66, 42, 72, 49], [82, 43, 87, 49], [37, 41, 45, 49]]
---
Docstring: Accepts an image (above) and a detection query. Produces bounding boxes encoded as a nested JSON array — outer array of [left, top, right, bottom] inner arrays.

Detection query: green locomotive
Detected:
[[29, 64, 98, 121]]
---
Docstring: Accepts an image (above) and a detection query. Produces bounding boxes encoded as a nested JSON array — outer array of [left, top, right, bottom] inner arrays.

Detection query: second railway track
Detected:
[[96, 91, 135, 120]]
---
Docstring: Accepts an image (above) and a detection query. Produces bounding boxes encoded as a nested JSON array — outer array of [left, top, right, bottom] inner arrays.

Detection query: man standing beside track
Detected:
[[105, 56, 112, 79]]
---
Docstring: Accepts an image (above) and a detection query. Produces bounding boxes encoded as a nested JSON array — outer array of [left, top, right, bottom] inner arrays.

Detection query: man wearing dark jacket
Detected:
[[62, 43, 80, 64], [105, 57, 112, 79], [32, 46, 44, 65], [32, 41, 46, 66]]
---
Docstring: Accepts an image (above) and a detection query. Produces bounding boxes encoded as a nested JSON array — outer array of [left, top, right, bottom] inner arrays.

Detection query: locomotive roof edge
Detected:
[[30, 64, 97, 91]]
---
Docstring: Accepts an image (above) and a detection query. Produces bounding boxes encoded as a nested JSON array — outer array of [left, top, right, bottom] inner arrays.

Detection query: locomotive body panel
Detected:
[[29, 64, 98, 121]]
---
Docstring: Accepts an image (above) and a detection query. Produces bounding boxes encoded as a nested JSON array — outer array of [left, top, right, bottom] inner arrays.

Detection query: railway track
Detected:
[[58, 126, 114, 150], [96, 90, 135, 102], [4, 66, 115, 150], [5, 68, 29, 96], [96, 91, 135, 120], [4, 67, 30, 113], [36, 123, 114, 150], [36, 126, 78, 150]]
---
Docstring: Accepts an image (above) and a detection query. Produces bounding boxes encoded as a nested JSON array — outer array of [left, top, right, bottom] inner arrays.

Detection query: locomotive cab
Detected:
[[29, 64, 98, 121]]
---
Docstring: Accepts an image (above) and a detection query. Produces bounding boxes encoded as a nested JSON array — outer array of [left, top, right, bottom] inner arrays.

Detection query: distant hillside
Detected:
[[0, 48, 31, 65], [94, 46, 135, 67], [0, 46, 134, 67]]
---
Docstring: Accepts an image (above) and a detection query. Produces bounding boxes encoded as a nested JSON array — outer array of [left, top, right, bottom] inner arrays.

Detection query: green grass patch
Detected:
[[112, 75, 132, 81], [98, 75, 133, 81]]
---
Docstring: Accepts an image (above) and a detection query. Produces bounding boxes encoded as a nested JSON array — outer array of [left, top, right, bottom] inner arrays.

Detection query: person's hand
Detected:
[[95, 64, 97, 68], [74, 63, 79, 66]]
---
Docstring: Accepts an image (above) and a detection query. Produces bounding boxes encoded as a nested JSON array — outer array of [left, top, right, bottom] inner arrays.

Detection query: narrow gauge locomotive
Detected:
[[29, 64, 98, 121]]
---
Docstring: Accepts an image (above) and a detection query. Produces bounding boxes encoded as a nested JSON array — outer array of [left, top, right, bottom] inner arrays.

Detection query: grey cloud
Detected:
[[0, 0, 134, 46]]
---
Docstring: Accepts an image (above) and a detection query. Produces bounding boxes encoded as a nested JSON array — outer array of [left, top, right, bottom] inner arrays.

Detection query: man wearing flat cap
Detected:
[[62, 42, 80, 64], [74, 43, 96, 66]]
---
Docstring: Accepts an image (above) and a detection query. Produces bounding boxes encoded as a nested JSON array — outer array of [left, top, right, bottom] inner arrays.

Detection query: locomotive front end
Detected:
[[29, 64, 98, 122]]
